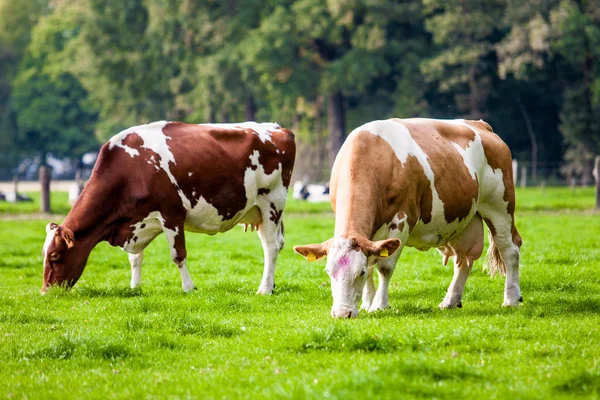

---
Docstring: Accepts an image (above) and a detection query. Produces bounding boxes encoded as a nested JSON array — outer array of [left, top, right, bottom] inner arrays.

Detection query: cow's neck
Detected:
[[333, 173, 379, 240], [63, 182, 132, 250]]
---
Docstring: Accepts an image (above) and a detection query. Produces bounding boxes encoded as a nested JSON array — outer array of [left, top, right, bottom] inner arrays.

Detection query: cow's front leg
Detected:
[[369, 251, 402, 312], [256, 217, 284, 295], [129, 252, 143, 289], [361, 266, 376, 311], [163, 223, 196, 293], [439, 257, 472, 309]]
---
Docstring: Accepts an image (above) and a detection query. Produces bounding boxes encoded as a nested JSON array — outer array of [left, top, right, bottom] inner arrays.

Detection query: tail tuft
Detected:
[[483, 231, 506, 277]]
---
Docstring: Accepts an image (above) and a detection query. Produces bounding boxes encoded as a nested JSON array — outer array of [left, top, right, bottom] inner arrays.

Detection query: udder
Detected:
[[437, 214, 484, 268]]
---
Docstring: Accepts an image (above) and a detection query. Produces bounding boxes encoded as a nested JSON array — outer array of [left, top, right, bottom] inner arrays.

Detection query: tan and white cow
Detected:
[[294, 118, 522, 318], [42, 121, 295, 294]]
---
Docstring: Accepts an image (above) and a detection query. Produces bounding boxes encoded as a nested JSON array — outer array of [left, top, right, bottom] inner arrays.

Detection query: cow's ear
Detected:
[[61, 227, 75, 249], [294, 240, 332, 261], [358, 238, 401, 258]]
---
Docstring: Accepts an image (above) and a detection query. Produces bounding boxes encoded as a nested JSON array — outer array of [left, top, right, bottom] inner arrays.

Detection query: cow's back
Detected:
[[98, 121, 295, 234]]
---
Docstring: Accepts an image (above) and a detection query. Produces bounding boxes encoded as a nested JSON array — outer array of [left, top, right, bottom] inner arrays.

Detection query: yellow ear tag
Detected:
[[380, 249, 389, 257], [307, 252, 316, 262]]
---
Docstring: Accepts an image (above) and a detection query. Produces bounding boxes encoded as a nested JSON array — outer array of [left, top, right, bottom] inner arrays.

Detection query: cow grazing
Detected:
[[294, 118, 522, 318], [42, 121, 295, 294]]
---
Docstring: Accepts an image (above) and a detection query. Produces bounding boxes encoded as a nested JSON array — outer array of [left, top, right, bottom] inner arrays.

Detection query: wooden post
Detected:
[[512, 159, 518, 186], [39, 165, 51, 213], [520, 166, 527, 188], [594, 156, 600, 210]]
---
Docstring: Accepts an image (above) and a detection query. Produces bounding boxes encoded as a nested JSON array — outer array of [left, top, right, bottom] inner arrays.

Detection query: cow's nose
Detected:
[[331, 308, 356, 319]]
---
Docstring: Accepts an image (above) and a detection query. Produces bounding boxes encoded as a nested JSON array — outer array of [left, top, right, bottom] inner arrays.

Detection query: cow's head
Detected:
[[41, 223, 88, 293], [294, 236, 401, 318]]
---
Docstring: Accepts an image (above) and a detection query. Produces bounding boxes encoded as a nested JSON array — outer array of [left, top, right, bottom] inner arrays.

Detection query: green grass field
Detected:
[[1, 187, 599, 399]]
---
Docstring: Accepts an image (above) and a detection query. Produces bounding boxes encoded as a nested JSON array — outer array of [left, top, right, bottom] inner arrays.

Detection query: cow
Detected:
[[294, 118, 522, 318], [42, 121, 295, 295], [292, 181, 330, 203]]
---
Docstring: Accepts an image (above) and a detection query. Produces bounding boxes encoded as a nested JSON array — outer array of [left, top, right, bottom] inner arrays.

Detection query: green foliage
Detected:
[[11, 72, 98, 160], [0, 191, 600, 398]]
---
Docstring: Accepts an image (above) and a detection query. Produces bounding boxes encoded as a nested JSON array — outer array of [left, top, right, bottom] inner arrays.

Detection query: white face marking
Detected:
[[43, 224, 58, 268], [198, 122, 281, 143], [326, 237, 367, 315]]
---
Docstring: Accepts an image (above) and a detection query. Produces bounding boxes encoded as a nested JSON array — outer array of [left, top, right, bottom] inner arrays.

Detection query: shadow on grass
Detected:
[[24, 334, 133, 361], [554, 369, 600, 395], [72, 285, 145, 298]]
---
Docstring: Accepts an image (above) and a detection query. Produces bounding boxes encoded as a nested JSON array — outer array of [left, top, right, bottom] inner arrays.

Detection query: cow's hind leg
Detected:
[[256, 215, 284, 294], [163, 222, 196, 293], [481, 212, 522, 306], [129, 252, 143, 289]]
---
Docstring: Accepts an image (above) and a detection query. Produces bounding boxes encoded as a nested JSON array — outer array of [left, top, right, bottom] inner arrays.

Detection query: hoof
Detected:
[[183, 286, 197, 293], [256, 287, 274, 295]]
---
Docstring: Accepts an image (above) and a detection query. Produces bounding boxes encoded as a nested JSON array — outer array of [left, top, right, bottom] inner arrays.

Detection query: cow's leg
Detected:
[[129, 252, 143, 289], [439, 257, 472, 309], [361, 265, 376, 311], [256, 217, 284, 294], [481, 212, 522, 306], [163, 223, 196, 293], [369, 250, 402, 312]]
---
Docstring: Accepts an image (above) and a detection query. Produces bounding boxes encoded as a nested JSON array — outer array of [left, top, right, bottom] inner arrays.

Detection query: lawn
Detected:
[[0, 187, 599, 399]]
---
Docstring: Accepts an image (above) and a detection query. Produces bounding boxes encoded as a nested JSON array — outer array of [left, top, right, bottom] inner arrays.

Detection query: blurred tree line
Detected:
[[1, 0, 599, 183]]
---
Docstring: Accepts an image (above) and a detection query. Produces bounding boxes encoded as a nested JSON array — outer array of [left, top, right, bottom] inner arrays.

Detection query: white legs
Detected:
[[129, 252, 143, 289], [256, 220, 284, 294], [177, 259, 197, 293], [439, 258, 472, 309]]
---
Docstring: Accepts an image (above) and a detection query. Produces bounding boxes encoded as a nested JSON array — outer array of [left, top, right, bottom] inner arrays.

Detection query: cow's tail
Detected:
[[483, 232, 506, 277]]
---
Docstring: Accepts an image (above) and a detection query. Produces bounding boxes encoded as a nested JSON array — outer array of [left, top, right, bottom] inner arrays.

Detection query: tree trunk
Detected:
[[40, 165, 51, 213], [594, 155, 600, 210], [327, 91, 346, 169], [314, 96, 325, 181], [244, 92, 256, 121], [516, 96, 538, 184], [467, 64, 484, 120]]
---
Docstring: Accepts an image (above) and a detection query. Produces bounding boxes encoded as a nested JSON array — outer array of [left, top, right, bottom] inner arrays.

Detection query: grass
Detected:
[[0, 187, 599, 399]]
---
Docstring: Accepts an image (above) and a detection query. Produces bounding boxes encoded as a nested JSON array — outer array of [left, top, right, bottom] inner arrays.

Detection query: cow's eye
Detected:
[[359, 270, 366, 277]]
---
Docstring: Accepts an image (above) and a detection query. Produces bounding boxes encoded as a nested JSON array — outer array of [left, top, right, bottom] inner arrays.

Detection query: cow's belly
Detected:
[[405, 208, 478, 251], [183, 197, 260, 235]]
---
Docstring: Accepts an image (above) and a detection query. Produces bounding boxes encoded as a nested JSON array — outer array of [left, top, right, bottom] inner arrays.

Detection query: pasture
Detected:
[[0, 187, 599, 399]]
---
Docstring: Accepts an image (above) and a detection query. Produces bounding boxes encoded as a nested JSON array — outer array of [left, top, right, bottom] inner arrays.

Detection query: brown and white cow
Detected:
[[294, 118, 522, 318], [42, 121, 295, 294]]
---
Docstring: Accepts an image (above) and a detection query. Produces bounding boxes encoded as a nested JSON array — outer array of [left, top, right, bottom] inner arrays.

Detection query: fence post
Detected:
[[40, 165, 51, 213], [512, 159, 518, 186], [520, 166, 527, 188], [594, 155, 600, 210]]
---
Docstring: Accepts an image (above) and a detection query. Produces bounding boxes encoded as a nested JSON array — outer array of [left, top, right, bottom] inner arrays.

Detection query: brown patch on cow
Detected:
[[258, 188, 271, 195], [429, 119, 477, 150], [398, 119, 479, 223], [330, 132, 433, 238], [140, 223, 146, 229], [389, 223, 398, 231], [269, 203, 283, 224], [483, 217, 496, 237]]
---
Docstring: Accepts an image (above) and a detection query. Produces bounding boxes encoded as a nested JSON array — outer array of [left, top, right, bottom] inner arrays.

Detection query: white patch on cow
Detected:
[[188, 172, 193, 177], [199, 122, 281, 143], [108, 121, 191, 210], [122, 211, 170, 254]]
